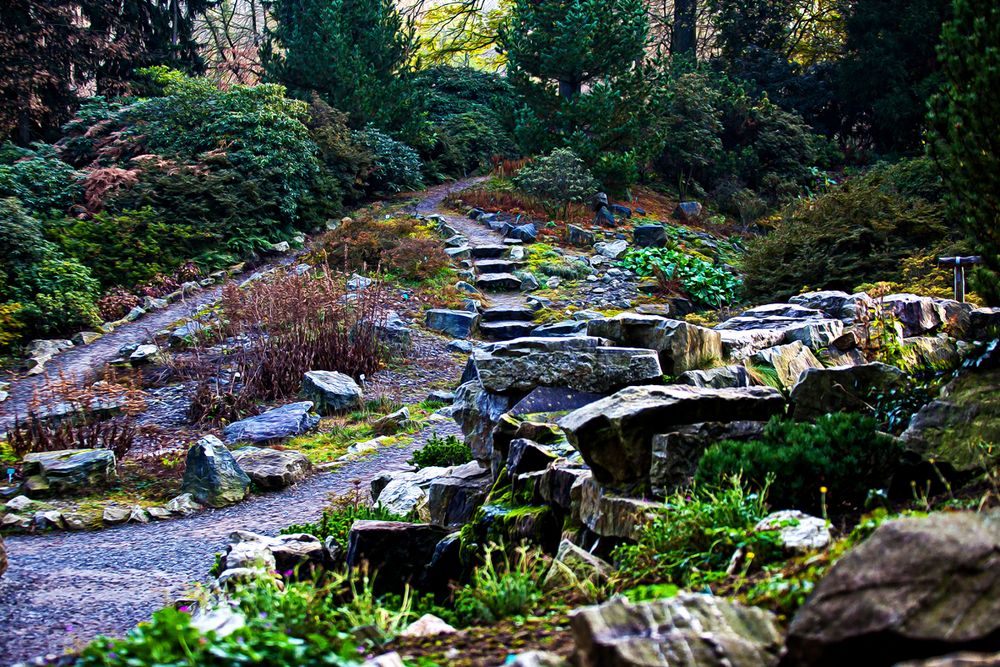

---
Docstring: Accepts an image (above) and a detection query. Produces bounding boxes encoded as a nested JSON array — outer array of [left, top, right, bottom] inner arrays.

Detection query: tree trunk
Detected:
[[672, 0, 697, 57], [558, 78, 581, 99]]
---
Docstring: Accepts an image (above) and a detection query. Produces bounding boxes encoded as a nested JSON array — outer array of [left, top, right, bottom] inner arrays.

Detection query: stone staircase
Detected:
[[478, 306, 537, 342]]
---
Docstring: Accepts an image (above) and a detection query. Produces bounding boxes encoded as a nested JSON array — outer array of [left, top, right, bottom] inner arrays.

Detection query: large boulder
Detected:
[[301, 371, 363, 415], [790, 363, 908, 420], [902, 367, 1000, 472], [452, 380, 512, 463], [752, 341, 823, 389], [20, 449, 116, 496], [571, 594, 783, 667], [881, 294, 947, 337], [577, 476, 659, 539], [587, 314, 723, 375], [784, 319, 845, 350], [968, 307, 1000, 341], [676, 364, 757, 389], [427, 461, 492, 528], [650, 421, 766, 495], [783, 512, 1000, 667], [181, 435, 251, 507], [425, 309, 479, 338], [472, 336, 663, 395], [346, 521, 452, 592], [560, 385, 785, 488], [232, 447, 312, 490], [223, 402, 320, 443], [719, 329, 788, 361], [903, 334, 962, 371]]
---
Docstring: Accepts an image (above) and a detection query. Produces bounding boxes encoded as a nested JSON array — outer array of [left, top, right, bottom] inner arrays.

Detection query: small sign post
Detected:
[[937, 256, 981, 303]]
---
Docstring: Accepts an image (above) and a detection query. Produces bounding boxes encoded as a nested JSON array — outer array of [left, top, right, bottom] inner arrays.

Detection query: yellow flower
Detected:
[[746, 551, 755, 561], [820, 486, 828, 494]]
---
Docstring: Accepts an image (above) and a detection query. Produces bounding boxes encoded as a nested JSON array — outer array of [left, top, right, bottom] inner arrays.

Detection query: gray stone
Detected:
[[903, 334, 961, 370], [72, 331, 103, 346], [756, 510, 831, 552], [21, 449, 117, 495], [676, 364, 757, 389], [752, 341, 823, 389], [568, 225, 597, 247], [302, 371, 363, 415], [232, 447, 312, 490], [372, 407, 411, 435], [719, 328, 789, 360], [594, 240, 628, 259], [789, 291, 854, 318], [790, 363, 908, 420], [129, 344, 160, 365], [633, 225, 667, 248], [168, 321, 205, 347], [577, 475, 659, 539], [672, 201, 705, 222], [477, 272, 523, 292], [425, 309, 479, 338], [452, 380, 512, 463], [968, 307, 1000, 341], [102, 506, 130, 524], [347, 273, 374, 291], [650, 421, 766, 495], [181, 435, 251, 507], [532, 320, 589, 337], [561, 385, 785, 487], [784, 512, 1000, 667], [400, 614, 458, 638], [881, 294, 948, 337], [346, 521, 452, 592], [165, 492, 202, 516], [509, 386, 608, 416], [542, 539, 613, 591], [472, 336, 663, 395], [784, 319, 845, 349], [223, 402, 321, 443], [5, 495, 33, 512], [572, 594, 782, 667], [588, 314, 723, 375], [427, 461, 492, 528]]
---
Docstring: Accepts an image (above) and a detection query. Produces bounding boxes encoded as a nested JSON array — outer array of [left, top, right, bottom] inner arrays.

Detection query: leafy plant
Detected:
[[280, 491, 414, 548], [696, 414, 904, 513], [408, 433, 473, 469], [619, 246, 742, 307], [611, 476, 778, 590], [453, 543, 547, 625], [353, 127, 423, 194]]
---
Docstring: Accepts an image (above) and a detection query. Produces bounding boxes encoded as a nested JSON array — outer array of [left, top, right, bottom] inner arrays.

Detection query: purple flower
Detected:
[[259, 612, 268, 619], [178, 605, 191, 613]]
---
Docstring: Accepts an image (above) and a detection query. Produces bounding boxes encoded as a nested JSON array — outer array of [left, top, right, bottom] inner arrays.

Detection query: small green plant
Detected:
[[611, 476, 779, 590], [281, 491, 413, 547], [619, 246, 742, 307], [408, 433, 473, 469], [513, 148, 599, 220], [696, 414, 903, 513], [453, 543, 547, 625]]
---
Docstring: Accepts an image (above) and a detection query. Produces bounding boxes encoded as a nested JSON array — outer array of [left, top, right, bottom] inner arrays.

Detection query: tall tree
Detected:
[[263, 0, 417, 128], [706, 0, 798, 60], [500, 0, 648, 100], [672, 0, 697, 56], [836, 0, 951, 153], [929, 0, 1000, 302]]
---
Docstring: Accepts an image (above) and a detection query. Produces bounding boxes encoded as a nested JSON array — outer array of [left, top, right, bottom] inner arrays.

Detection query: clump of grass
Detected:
[[408, 432, 473, 469], [280, 490, 414, 547]]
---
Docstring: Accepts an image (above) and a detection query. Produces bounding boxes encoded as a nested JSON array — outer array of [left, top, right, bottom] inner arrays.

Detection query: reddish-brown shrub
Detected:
[[384, 237, 449, 280], [97, 287, 141, 321]]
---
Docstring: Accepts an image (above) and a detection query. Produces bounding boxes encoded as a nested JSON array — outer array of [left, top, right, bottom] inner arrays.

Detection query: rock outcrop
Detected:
[[587, 313, 722, 375], [301, 371, 363, 415], [181, 435, 251, 507], [223, 402, 320, 443], [790, 363, 907, 420], [21, 448, 117, 496], [232, 447, 312, 490], [784, 512, 1000, 667]]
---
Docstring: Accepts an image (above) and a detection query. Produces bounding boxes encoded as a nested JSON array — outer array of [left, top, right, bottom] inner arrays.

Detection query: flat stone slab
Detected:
[[223, 402, 320, 444], [476, 273, 522, 292], [469, 245, 507, 260]]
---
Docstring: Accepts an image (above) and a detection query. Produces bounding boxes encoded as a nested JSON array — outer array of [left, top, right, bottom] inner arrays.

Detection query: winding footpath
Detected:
[[0, 179, 504, 666]]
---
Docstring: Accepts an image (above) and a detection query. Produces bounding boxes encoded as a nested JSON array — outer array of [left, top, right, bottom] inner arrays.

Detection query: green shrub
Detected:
[[611, 476, 779, 590], [353, 127, 423, 194], [696, 414, 904, 513], [453, 543, 546, 625], [0, 145, 81, 217], [619, 247, 742, 307], [513, 148, 599, 219], [433, 110, 517, 176], [280, 493, 413, 547], [408, 433, 473, 469], [741, 158, 960, 302]]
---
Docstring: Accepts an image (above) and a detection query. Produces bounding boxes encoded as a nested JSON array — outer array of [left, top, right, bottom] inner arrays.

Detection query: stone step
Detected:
[[474, 259, 521, 274], [481, 307, 536, 323], [476, 273, 522, 292], [479, 321, 538, 341], [470, 245, 508, 260]]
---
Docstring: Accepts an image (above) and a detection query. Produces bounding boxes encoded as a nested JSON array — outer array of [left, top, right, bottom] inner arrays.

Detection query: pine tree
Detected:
[[263, 0, 416, 128], [500, 0, 648, 100], [929, 0, 1000, 303]]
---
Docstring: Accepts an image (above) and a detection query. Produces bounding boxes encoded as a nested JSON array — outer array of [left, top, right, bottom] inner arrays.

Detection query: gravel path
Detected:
[[0, 180, 490, 666], [0, 425, 459, 665]]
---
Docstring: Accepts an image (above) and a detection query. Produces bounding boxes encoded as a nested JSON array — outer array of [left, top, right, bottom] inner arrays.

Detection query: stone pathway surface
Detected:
[[0, 179, 496, 666]]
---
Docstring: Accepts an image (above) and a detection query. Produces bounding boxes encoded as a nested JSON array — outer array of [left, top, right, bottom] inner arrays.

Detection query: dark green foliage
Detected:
[[837, 0, 952, 153], [513, 148, 599, 218], [48, 207, 215, 288], [741, 158, 957, 302], [0, 198, 100, 338], [501, 0, 648, 100], [352, 128, 423, 195], [304, 95, 372, 207], [0, 145, 81, 217], [263, 0, 416, 131], [929, 0, 1000, 303], [408, 433, 473, 469], [707, 0, 799, 60], [612, 477, 780, 589], [696, 414, 904, 513]]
